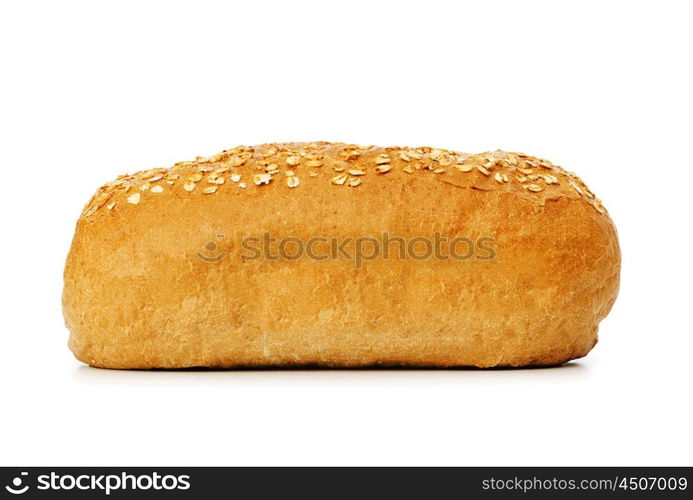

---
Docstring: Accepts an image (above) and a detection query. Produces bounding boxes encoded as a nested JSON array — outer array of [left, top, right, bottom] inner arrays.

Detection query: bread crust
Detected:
[[63, 142, 620, 368]]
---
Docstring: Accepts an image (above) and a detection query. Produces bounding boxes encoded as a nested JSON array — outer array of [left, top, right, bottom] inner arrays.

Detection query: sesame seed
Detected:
[[349, 169, 366, 176], [203, 186, 218, 194], [476, 165, 490, 176], [341, 151, 361, 161], [287, 176, 300, 188], [127, 193, 141, 204], [349, 178, 362, 187], [375, 165, 391, 174], [504, 155, 518, 166], [526, 184, 543, 192], [254, 173, 272, 185], [151, 185, 164, 193], [228, 156, 247, 167], [183, 182, 196, 192], [568, 180, 583, 195], [331, 173, 348, 185], [230, 174, 241, 183]]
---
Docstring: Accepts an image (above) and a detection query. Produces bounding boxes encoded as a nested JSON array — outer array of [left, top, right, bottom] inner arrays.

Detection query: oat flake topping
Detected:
[[79, 142, 607, 218]]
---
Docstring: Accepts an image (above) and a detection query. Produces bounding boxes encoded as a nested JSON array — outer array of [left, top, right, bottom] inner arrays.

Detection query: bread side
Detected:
[[63, 142, 620, 368]]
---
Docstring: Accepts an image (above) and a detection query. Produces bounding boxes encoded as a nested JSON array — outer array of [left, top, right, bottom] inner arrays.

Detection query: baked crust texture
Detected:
[[63, 142, 620, 368]]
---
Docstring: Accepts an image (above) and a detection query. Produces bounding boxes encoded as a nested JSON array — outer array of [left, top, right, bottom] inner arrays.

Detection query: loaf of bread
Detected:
[[63, 142, 620, 368]]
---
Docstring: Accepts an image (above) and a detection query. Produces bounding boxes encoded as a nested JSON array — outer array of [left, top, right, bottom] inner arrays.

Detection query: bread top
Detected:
[[79, 142, 609, 220]]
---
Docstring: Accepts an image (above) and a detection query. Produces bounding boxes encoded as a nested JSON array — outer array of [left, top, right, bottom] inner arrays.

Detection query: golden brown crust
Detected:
[[63, 142, 620, 369], [78, 142, 608, 220]]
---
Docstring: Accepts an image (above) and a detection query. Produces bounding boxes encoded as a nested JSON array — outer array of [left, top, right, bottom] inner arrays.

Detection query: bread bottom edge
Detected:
[[70, 332, 598, 370], [75, 352, 591, 371]]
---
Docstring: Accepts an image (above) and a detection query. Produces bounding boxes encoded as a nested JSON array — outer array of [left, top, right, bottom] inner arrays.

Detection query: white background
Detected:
[[1, 0, 691, 466]]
